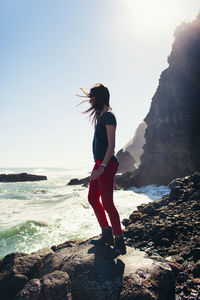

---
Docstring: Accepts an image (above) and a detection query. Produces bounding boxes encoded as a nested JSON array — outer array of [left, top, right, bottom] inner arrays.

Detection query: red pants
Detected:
[[88, 160, 123, 236]]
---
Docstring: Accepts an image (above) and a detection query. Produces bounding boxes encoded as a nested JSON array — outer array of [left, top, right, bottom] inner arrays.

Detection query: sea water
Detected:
[[0, 167, 170, 257]]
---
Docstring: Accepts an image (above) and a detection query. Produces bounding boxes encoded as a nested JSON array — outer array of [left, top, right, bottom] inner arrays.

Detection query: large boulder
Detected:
[[38, 239, 174, 300]]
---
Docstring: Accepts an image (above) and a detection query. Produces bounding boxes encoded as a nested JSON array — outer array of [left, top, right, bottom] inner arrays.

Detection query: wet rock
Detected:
[[0, 173, 47, 182]]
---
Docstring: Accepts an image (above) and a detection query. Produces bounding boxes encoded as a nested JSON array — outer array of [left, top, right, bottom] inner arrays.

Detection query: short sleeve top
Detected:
[[92, 110, 119, 164]]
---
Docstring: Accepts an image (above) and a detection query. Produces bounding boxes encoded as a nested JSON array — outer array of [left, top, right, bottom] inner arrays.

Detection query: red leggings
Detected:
[[88, 160, 123, 236]]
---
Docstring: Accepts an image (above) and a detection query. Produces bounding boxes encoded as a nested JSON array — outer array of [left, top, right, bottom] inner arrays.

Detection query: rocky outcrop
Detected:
[[67, 176, 90, 187], [116, 149, 135, 173], [123, 170, 200, 299], [124, 121, 147, 169], [0, 173, 47, 182], [119, 14, 200, 187], [67, 175, 125, 190], [0, 240, 175, 300]]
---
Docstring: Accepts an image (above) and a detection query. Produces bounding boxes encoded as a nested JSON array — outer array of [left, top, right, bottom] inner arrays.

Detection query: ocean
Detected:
[[0, 167, 170, 258]]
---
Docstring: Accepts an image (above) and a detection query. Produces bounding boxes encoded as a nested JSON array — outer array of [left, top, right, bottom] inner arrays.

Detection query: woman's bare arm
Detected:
[[90, 125, 116, 180], [102, 125, 116, 165]]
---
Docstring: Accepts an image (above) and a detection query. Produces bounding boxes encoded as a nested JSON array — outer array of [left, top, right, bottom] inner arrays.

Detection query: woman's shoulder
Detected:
[[102, 110, 117, 125], [103, 109, 116, 118]]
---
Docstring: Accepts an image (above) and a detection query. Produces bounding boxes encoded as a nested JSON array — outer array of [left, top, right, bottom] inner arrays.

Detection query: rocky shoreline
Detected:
[[0, 171, 200, 299], [123, 171, 200, 299]]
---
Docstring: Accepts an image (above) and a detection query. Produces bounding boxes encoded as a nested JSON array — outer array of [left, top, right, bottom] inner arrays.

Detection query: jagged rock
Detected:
[[118, 14, 200, 188], [15, 270, 71, 300], [0, 173, 47, 182], [116, 149, 135, 173]]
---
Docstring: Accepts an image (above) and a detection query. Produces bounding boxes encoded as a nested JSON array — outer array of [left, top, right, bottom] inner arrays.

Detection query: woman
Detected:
[[79, 83, 126, 258]]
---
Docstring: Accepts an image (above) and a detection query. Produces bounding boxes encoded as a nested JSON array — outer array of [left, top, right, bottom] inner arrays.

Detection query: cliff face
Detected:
[[128, 14, 200, 187]]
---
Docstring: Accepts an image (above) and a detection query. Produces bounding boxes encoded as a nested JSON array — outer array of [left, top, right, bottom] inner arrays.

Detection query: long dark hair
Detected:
[[82, 83, 111, 126]]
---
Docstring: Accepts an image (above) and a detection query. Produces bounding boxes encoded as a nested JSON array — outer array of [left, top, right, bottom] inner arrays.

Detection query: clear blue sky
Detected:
[[1, 0, 200, 169]]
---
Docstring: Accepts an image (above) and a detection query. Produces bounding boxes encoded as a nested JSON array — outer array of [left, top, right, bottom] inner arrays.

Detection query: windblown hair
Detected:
[[82, 83, 111, 126]]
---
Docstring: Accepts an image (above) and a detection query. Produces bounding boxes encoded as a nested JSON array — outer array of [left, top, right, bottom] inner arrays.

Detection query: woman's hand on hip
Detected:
[[90, 166, 104, 180]]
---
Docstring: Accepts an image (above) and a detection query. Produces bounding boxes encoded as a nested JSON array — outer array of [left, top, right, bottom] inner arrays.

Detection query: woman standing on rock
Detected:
[[78, 83, 126, 258]]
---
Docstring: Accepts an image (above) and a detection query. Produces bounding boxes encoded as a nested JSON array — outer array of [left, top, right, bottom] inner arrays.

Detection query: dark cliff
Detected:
[[120, 13, 200, 187]]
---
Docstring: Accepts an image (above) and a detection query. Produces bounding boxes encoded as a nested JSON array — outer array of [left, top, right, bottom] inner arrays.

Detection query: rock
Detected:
[[0, 252, 41, 300], [190, 248, 200, 262], [31, 248, 54, 260], [182, 284, 190, 296], [116, 149, 135, 173], [177, 272, 190, 283], [0, 173, 47, 182], [193, 262, 200, 278], [15, 271, 71, 300], [15, 278, 42, 300], [186, 279, 194, 288], [67, 176, 90, 187], [123, 171, 200, 258], [168, 178, 184, 190], [51, 239, 83, 251], [38, 240, 174, 300], [114, 171, 134, 190]]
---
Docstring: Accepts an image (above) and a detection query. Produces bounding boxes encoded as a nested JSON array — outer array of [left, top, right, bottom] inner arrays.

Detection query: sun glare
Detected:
[[120, 0, 185, 38]]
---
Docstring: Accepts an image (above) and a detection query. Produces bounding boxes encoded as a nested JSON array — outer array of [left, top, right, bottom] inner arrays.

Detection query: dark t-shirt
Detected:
[[92, 110, 119, 164]]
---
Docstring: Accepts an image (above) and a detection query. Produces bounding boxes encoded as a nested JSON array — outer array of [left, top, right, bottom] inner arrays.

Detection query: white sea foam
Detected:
[[0, 167, 170, 257]]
